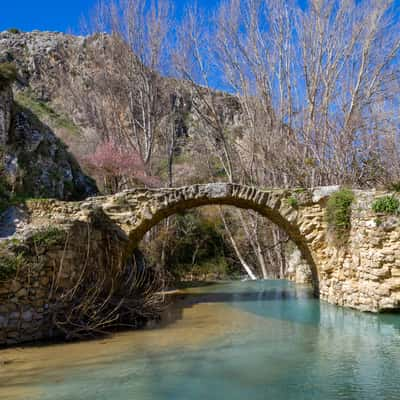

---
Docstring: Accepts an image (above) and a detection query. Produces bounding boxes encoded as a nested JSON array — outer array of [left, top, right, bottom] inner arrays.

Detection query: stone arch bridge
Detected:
[[27, 183, 400, 313]]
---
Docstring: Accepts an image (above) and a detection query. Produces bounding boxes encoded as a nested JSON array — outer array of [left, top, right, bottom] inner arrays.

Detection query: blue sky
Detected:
[[0, 0, 219, 33], [1, 0, 95, 33], [1, 1, 396, 34]]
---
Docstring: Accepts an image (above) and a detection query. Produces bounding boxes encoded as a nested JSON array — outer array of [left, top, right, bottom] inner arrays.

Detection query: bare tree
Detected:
[[174, 0, 400, 278]]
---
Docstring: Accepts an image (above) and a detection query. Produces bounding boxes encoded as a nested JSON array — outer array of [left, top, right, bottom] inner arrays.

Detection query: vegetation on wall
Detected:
[[326, 189, 355, 242], [372, 196, 400, 215], [29, 227, 67, 249], [0, 252, 25, 281], [287, 196, 299, 208]]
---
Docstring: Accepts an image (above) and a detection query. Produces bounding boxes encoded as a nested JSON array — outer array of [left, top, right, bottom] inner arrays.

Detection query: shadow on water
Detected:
[[160, 280, 400, 336], [159, 281, 318, 332]]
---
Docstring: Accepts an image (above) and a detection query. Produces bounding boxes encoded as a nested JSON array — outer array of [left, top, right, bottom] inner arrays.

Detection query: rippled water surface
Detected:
[[1, 280, 400, 400]]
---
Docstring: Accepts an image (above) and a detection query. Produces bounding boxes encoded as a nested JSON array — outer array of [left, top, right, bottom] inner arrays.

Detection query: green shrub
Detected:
[[0, 62, 17, 89], [190, 256, 233, 279], [287, 196, 298, 208], [0, 170, 11, 213], [372, 196, 400, 215], [30, 227, 67, 248], [326, 189, 355, 241], [0, 253, 24, 281], [0, 191, 34, 214], [7, 28, 20, 34]]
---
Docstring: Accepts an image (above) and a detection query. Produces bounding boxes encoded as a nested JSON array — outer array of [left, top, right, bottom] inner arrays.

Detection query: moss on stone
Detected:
[[7, 28, 21, 34]]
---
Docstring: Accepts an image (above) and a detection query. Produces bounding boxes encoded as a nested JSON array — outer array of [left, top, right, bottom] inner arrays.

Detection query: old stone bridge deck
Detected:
[[1, 183, 400, 346], [27, 183, 400, 313]]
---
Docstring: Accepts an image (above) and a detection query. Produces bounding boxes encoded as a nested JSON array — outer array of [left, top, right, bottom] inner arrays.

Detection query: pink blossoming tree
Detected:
[[85, 140, 160, 193]]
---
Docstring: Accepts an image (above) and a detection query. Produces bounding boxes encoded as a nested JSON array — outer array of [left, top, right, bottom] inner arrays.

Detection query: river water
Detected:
[[1, 280, 400, 400]]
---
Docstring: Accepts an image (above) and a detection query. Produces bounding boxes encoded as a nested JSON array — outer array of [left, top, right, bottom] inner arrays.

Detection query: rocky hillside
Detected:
[[0, 30, 97, 159], [0, 29, 243, 187], [0, 73, 97, 210]]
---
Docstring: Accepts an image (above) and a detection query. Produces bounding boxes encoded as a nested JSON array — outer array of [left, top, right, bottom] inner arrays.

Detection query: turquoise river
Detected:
[[0, 280, 400, 400]]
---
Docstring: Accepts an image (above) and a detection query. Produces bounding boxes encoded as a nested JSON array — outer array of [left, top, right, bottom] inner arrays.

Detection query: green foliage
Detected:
[[287, 196, 298, 208], [326, 189, 355, 240], [7, 28, 21, 34], [143, 210, 239, 280], [0, 160, 14, 213], [167, 213, 226, 273], [372, 196, 400, 215], [374, 217, 383, 227], [30, 227, 67, 248], [190, 256, 232, 279], [0, 253, 25, 281], [0, 62, 17, 89]]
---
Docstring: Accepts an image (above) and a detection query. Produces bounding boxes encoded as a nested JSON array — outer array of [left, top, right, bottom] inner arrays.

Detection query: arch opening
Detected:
[[117, 184, 319, 294]]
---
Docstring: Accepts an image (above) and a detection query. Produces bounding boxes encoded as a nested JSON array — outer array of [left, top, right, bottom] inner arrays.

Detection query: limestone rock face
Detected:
[[0, 30, 86, 101], [10, 105, 97, 199], [0, 81, 97, 202], [0, 85, 12, 145]]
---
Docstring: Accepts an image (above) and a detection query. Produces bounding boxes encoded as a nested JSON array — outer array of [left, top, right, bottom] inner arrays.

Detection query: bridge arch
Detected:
[[98, 183, 323, 291], [27, 183, 400, 312]]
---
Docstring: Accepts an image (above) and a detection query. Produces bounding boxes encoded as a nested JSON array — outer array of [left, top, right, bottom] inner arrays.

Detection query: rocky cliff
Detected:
[[0, 78, 97, 207]]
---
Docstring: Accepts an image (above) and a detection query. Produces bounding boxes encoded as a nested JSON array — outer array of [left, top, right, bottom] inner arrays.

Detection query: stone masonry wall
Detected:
[[318, 191, 400, 312], [0, 207, 131, 346]]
